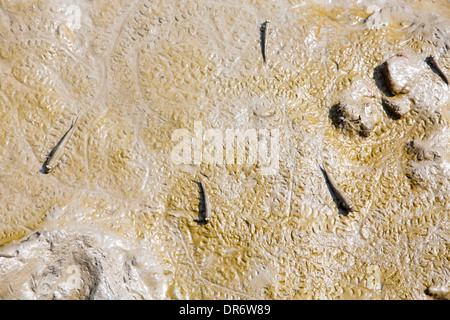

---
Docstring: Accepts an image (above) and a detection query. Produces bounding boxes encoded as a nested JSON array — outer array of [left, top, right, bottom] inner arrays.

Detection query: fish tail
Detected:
[[318, 161, 326, 172], [72, 116, 79, 127]]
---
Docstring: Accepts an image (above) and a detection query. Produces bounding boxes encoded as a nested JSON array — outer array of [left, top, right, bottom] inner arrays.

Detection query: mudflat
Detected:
[[0, 0, 448, 300]]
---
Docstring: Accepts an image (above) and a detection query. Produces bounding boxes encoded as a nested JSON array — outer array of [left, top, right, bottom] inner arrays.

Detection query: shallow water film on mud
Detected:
[[0, 0, 449, 300]]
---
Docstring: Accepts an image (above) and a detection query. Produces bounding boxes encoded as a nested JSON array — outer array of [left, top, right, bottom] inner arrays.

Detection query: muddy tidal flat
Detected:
[[0, 0, 449, 300]]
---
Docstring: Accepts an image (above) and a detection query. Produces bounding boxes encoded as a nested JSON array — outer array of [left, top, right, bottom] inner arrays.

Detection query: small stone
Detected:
[[425, 284, 450, 300], [381, 96, 411, 119], [383, 54, 420, 95], [363, 7, 389, 30], [330, 102, 378, 137], [407, 139, 442, 162]]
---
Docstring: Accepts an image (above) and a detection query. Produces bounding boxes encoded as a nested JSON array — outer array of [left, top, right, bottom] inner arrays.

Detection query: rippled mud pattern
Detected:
[[0, 0, 449, 299]]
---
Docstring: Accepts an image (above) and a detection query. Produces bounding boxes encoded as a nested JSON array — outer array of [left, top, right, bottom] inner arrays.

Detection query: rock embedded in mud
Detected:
[[330, 101, 378, 137], [405, 135, 449, 192], [363, 6, 390, 30], [407, 139, 442, 162], [406, 160, 439, 188], [381, 96, 411, 119], [383, 54, 420, 95], [425, 284, 450, 300]]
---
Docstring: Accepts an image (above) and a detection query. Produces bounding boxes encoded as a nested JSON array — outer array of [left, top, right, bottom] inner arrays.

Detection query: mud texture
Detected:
[[0, 0, 449, 299]]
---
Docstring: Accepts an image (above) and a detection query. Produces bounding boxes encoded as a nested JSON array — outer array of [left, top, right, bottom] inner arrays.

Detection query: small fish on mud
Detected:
[[425, 55, 449, 85], [193, 175, 211, 224], [260, 20, 270, 64], [43, 117, 78, 174], [319, 163, 355, 213]]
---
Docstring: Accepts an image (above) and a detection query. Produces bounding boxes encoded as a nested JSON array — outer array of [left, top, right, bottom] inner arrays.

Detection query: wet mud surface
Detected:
[[0, 0, 449, 299]]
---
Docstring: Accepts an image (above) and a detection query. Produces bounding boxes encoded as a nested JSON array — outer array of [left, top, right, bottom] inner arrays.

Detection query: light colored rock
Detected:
[[383, 54, 420, 95], [405, 133, 450, 193], [381, 96, 411, 118], [363, 6, 390, 30], [426, 283, 450, 300], [330, 101, 379, 137], [408, 139, 442, 162]]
